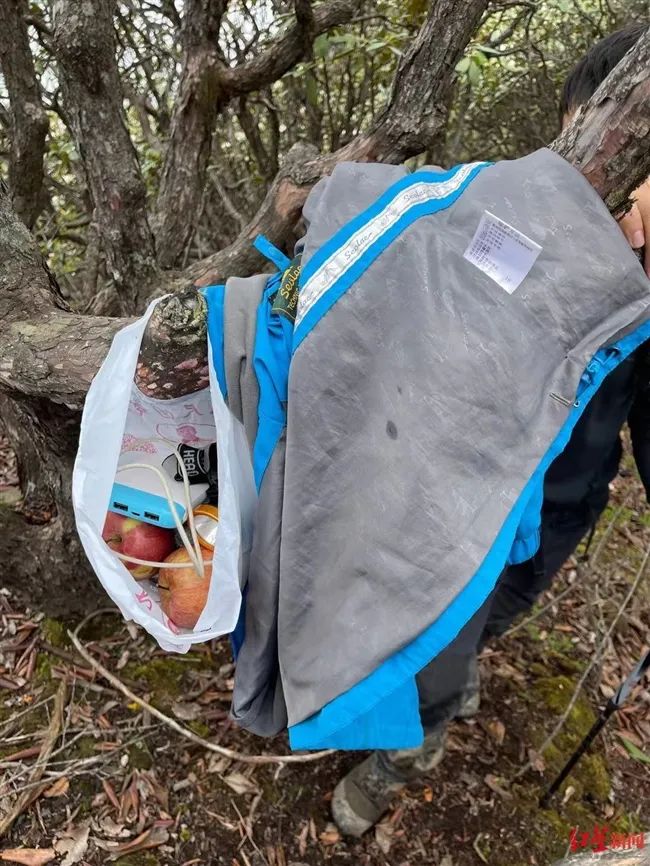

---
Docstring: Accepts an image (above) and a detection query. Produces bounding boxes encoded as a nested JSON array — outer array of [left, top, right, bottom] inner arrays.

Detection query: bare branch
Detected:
[[0, 0, 49, 228], [220, 0, 361, 98], [189, 0, 492, 284]]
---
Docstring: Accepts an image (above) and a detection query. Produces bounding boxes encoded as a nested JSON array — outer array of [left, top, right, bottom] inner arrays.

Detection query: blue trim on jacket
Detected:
[[288, 325, 650, 750], [252, 273, 294, 491]]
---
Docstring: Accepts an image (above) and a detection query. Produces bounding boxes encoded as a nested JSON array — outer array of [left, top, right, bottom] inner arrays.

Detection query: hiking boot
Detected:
[[455, 656, 481, 719], [331, 725, 447, 837]]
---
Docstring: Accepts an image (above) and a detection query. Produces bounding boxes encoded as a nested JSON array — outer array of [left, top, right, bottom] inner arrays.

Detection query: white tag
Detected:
[[463, 210, 542, 294]]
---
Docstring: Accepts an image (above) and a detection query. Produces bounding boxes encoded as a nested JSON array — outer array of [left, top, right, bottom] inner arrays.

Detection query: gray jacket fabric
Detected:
[[222, 149, 650, 750]]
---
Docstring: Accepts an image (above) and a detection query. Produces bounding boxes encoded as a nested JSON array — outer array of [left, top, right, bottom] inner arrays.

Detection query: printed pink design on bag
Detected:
[[164, 614, 181, 635], [155, 422, 215, 445], [135, 589, 153, 611], [121, 433, 158, 454]]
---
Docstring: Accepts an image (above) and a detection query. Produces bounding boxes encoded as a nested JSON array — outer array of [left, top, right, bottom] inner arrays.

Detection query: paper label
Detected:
[[463, 210, 542, 294]]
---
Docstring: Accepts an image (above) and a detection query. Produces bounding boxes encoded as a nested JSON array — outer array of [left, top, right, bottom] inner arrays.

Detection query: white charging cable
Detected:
[[109, 441, 207, 579]]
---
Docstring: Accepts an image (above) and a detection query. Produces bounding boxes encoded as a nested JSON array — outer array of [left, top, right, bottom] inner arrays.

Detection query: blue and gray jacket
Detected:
[[205, 148, 650, 751]]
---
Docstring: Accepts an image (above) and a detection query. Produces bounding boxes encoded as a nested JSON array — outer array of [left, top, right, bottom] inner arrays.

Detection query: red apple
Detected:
[[102, 512, 176, 579], [158, 546, 213, 629]]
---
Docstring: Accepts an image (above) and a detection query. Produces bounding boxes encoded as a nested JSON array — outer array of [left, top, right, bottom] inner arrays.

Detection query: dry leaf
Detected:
[[207, 755, 230, 775], [561, 784, 576, 805], [487, 719, 506, 745], [106, 824, 169, 860], [319, 823, 340, 846], [484, 774, 512, 800], [53, 823, 90, 866], [223, 772, 259, 796], [170, 701, 202, 722], [0, 850, 56, 866], [375, 820, 393, 854], [297, 822, 309, 857], [43, 777, 69, 798], [527, 748, 546, 773], [95, 816, 131, 838]]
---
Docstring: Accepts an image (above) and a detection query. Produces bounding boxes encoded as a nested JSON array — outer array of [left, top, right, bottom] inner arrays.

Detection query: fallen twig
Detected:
[[0, 680, 67, 837], [68, 631, 334, 766]]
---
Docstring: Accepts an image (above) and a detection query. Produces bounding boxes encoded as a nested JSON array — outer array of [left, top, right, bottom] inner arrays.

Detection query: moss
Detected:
[[179, 826, 192, 843], [187, 719, 210, 739], [78, 612, 122, 641], [545, 632, 578, 657], [530, 675, 611, 803], [71, 736, 99, 759], [41, 617, 70, 648], [127, 739, 153, 770], [35, 653, 53, 682], [122, 653, 212, 704], [576, 754, 611, 802], [611, 811, 645, 834], [525, 623, 543, 642], [532, 676, 596, 731]]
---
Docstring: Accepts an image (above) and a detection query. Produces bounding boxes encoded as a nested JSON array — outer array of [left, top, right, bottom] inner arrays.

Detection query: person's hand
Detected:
[[619, 177, 650, 277]]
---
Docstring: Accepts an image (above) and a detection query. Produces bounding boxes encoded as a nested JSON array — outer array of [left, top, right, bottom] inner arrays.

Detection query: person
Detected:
[[331, 22, 650, 837]]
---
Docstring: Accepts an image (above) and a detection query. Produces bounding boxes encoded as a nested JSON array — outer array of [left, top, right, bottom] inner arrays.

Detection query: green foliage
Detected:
[[620, 736, 650, 764]]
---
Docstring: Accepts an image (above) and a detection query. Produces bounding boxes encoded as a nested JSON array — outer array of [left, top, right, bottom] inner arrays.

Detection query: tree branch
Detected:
[[52, 0, 158, 314], [220, 0, 360, 98], [154, 0, 360, 268], [0, 0, 49, 229], [189, 0, 491, 285], [551, 25, 650, 216]]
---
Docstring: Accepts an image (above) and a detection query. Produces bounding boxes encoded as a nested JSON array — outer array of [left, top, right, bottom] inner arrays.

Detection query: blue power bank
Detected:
[[109, 482, 187, 528]]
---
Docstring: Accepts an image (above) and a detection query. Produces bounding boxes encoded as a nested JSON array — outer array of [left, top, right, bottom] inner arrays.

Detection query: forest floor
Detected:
[[0, 434, 649, 866]]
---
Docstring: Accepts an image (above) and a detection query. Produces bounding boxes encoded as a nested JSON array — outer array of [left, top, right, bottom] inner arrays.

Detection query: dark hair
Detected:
[[560, 23, 647, 117]]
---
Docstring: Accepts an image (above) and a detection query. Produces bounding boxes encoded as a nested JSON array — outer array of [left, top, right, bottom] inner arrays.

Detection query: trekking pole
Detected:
[[540, 647, 650, 808]]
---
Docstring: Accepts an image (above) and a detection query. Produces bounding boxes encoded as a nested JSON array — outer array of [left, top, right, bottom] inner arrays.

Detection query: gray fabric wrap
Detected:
[[231, 148, 650, 735], [223, 274, 268, 449]]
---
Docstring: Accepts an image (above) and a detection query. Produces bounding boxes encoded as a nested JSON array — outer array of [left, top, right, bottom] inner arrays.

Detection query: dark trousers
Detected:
[[416, 506, 595, 730]]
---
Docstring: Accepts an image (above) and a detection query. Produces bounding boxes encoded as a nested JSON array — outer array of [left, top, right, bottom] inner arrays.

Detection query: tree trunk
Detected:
[[0, 0, 49, 229], [154, 0, 364, 268], [52, 0, 158, 314], [153, 0, 228, 268]]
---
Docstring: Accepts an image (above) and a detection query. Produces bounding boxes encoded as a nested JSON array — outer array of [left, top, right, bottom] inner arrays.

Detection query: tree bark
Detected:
[[52, 0, 158, 314], [0, 182, 109, 613], [551, 26, 650, 216], [154, 0, 363, 268], [154, 0, 228, 268], [0, 0, 49, 229]]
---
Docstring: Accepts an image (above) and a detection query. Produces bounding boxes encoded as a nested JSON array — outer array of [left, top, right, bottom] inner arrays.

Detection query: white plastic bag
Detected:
[[72, 298, 257, 652]]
